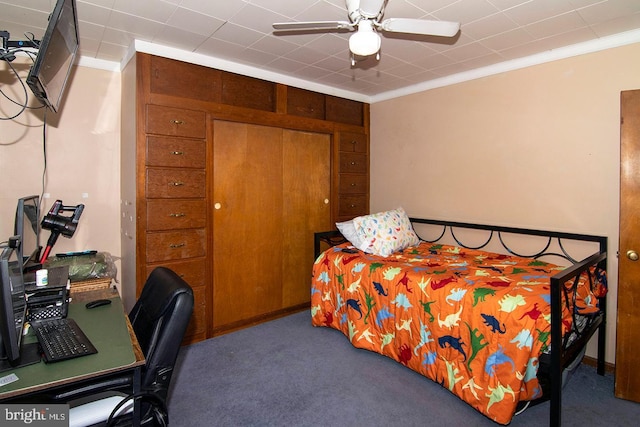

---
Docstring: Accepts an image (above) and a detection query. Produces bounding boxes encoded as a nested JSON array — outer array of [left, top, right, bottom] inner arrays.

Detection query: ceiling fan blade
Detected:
[[359, 0, 386, 19], [379, 18, 460, 37], [273, 21, 353, 31], [346, 0, 360, 17]]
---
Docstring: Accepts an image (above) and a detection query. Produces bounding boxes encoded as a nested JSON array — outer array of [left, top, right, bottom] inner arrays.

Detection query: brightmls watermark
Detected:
[[0, 404, 68, 426]]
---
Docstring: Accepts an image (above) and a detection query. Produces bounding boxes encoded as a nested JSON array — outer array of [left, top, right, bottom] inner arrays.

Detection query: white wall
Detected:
[[370, 42, 640, 364], [0, 58, 122, 290]]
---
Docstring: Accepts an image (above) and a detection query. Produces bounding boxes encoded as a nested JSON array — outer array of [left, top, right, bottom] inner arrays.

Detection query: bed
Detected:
[[311, 209, 607, 426]]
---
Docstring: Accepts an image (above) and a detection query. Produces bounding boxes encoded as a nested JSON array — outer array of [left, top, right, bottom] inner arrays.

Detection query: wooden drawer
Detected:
[[339, 174, 368, 194], [143, 265, 207, 339], [184, 285, 206, 337], [339, 153, 368, 174], [145, 258, 206, 287], [146, 229, 206, 262], [146, 200, 207, 231], [145, 259, 206, 337], [146, 168, 206, 199], [338, 195, 368, 218], [339, 132, 367, 153], [146, 136, 206, 168], [146, 104, 206, 138]]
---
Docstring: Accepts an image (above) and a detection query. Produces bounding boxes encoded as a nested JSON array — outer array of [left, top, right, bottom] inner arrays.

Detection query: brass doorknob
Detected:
[[627, 250, 639, 261]]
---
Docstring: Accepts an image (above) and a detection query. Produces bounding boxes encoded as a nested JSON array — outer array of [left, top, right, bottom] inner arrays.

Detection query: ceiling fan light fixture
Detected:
[[349, 20, 381, 57]]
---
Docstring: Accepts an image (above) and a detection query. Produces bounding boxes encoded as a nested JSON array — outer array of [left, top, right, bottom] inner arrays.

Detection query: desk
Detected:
[[0, 290, 144, 408]]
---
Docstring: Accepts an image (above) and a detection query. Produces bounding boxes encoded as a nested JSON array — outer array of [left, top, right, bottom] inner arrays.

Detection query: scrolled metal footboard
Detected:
[[548, 251, 607, 426], [408, 218, 608, 427]]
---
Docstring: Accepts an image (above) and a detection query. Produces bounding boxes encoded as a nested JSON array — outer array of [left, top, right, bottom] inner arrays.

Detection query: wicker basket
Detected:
[[70, 277, 112, 293]]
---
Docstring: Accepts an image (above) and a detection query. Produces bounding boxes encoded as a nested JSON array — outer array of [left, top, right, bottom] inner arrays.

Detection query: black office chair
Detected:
[[59, 267, 194, 426]]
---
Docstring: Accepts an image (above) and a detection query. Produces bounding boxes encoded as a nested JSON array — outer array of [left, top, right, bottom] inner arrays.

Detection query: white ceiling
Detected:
[[2, 0, 640, 102]]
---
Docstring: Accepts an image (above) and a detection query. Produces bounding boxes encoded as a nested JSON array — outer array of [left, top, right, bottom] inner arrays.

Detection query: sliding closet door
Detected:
[[212, 122, 331, 331], [282, 130, 331, 307], [212, 121, 284, 327]]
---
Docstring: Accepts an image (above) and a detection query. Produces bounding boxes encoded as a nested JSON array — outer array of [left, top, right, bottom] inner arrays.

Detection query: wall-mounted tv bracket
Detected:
[[1, 31, 40, 62]]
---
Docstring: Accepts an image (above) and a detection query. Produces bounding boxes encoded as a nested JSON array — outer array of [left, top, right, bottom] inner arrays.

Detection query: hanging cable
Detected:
[[0, 32, 43, 120]]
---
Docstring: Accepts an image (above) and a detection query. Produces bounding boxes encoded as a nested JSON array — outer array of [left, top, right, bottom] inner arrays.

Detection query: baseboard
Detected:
[[582, 355, 615, 374], [210, 303, 310, 337]]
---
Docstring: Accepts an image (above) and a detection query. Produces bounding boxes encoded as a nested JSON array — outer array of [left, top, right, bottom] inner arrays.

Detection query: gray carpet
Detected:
[[168, 311, 639, 426]]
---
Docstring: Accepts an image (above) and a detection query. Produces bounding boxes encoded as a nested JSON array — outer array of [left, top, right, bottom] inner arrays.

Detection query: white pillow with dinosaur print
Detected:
[[352, 207, 420, 257]]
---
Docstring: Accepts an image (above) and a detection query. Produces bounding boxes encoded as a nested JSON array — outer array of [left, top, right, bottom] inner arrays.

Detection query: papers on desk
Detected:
[[0, 373, 18, 387]]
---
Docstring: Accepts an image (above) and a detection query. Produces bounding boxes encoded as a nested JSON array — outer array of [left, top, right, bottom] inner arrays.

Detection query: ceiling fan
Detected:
[[272, 0, 460, 65]]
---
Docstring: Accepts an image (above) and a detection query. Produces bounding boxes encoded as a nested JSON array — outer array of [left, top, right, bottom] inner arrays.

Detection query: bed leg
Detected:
[[550, 277, 562, 427]]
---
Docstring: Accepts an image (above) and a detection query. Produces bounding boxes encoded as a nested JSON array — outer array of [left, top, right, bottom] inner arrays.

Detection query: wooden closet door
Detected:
[[282, 130, 331, 307], [212, 121, 284, 327]]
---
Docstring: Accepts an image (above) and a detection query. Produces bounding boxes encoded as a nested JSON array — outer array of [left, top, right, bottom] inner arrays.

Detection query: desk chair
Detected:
[[62, 267, 194, 426]]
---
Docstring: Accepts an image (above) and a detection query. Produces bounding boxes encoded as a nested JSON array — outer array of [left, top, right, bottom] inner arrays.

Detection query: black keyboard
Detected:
[[31, 318, 98, 362]]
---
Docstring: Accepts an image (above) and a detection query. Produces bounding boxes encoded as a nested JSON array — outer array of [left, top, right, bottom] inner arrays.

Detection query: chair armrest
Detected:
[[50, 374, 134, 401]]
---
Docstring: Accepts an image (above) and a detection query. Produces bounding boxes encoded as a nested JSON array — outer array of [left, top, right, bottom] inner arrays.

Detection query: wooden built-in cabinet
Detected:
[[336, 131, 369, 222], [121, 53, 370, 343], [140, 104, 209, 343]]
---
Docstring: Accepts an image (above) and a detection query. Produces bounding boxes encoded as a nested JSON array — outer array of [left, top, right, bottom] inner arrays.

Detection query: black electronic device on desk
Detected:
[[30, 317, 97, 362], [23, 265, 98, 363], [24, 265, 70, 322]]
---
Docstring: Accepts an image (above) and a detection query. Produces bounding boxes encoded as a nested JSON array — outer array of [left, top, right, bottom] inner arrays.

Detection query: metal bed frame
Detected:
[[314, 217, 607, 427]]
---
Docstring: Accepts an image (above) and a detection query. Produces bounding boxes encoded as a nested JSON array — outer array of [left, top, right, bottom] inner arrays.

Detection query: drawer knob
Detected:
[[350, 183, 357, 187], [171, 120, 186, 125], [351, 140, 357, 144], [324, 199, 329, 204], [350, 204, 356, 208], [350, 161, 357, 165], [169, 213, 186, 217], [171, 151, 184, 156], [214, 203, 221, 210], [169, 243, 186, 249], [169, 181, 184, 186]]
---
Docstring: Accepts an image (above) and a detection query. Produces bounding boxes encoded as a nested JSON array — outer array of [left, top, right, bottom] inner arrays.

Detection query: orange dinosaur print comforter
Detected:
[[310, 242, 602, 425]]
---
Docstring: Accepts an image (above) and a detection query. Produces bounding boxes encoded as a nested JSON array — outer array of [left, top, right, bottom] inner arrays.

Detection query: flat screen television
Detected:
[[14, 195, 41, 272], [26, 0, 79, 112]]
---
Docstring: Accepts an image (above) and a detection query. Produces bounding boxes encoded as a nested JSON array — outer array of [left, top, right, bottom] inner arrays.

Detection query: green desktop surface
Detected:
[[0, 296, 137, 398]]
